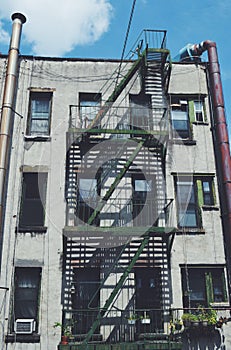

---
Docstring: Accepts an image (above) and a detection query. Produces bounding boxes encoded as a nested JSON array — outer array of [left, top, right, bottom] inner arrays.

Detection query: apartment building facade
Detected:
[[0, 13, 230, 350]]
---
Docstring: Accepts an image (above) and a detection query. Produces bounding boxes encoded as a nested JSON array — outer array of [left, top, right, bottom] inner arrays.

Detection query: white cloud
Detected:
[[0, 0, 113, 56], [0, 20, 10, 46]]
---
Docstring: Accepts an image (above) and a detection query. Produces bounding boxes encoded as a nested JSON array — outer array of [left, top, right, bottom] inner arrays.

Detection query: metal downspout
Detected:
[[196, 40, 231, 300], [0, 13, 26, 261]]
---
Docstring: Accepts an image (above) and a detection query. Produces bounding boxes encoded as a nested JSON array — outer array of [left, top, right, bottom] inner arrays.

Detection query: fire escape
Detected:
[[61, 30, 181, 349]]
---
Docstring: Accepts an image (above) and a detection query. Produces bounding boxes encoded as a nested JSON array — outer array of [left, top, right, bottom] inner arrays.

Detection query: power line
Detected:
[[115, 0, 137, 89]]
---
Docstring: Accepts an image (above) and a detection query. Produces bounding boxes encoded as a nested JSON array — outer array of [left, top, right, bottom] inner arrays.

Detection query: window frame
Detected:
[[202, 179, 215, 206], [175, 175, 216, 229], [194, 100, 205, 122], [170, 96, 207, 141], [132, 174, 156, 227], [27, 91, 53, 136], [129, 93, 152, 131], [171, 101, 191, 139], [196, 177, 215, 207], [175, 177, 200, 228], [79, 93, 101, 128], [181, 266, 228, 308], [13, 267, 42, 332]]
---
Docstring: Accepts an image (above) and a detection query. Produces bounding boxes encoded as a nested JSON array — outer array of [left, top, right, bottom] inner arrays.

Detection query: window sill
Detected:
[[202, 205, 219, 211], [16, 226, 47, 233], [24, 135, 51, 142], [210, 302, 229, 307], [176, 227, 205, 234], [170, 139, 197, 146], [192, 121, 209, 126], [5, 333, 40, 343]]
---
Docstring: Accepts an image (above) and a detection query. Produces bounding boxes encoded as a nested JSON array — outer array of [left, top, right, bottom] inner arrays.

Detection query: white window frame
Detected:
[[194, 100, 205, 122]]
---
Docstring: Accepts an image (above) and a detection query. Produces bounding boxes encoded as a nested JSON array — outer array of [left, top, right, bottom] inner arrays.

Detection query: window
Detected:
[[76, 177, 99, 225], [171, 97, 207, 139], [135, 268, 162, 330], [194, 101, 204, 122], [79, 93, 101, 128], [130, 93, 151, 131], [134, 179, 152, 192], [175, 178, 199, 228], [79, 178, 97, 201], [203, 179, 214, 205], [14, 267, 41, 329], [132, 176, 156, 226], [171, 101, 190, 139], [175, 176, 215, 228], [181, 267, 227, 308], [19, 173, 47, 230], [27, 92, 52, 136], [72, 267, 100, 334]]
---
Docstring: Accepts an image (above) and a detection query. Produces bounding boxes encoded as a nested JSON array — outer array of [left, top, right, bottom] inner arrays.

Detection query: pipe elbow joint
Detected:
[[198, 40, 216, 53]]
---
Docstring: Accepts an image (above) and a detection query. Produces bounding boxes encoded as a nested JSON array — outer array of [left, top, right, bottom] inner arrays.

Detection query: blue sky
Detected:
[[0, 0, 231, 136]]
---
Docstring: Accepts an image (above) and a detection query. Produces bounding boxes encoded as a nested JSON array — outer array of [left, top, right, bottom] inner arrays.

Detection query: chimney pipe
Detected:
[[0, 13, 26, 259], [195, 40, 231, 302]]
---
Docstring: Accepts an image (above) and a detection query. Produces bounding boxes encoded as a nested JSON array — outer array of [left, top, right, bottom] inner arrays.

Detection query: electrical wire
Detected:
[[115, 0, 137, 89]]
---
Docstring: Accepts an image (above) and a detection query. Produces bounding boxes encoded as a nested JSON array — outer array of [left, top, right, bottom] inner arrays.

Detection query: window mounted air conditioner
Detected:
[[14, 319, 36, 334]]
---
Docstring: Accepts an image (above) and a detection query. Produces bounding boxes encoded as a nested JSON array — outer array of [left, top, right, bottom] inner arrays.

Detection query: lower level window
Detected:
[[181, 267, 227, 308], [13, 267, 41, 332]]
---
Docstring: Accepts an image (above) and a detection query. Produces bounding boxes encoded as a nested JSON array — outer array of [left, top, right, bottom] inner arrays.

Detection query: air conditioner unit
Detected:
[[14, 319, 36, 334]]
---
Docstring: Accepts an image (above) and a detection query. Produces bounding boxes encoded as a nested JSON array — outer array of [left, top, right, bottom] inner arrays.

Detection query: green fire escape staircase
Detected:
[[80, 48, 171, 346], [62, 32, 180, 349]]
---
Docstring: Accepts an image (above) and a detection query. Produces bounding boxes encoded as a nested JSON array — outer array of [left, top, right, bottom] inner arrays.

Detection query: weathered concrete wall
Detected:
[[0, 56, 229, 349], [167, 62, 230, 348]]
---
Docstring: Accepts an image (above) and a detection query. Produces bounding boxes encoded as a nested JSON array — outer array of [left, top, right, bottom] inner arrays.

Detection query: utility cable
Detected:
[[115, 0, 137, 89]]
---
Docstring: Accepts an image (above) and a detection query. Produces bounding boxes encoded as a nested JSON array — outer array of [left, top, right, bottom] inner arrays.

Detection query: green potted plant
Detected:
[[197, 306, 209, 326], [206, 308, 217, 326], [127, 314, 138, 325], [53, 321, 72, 345], [181, 313, 198, 327]]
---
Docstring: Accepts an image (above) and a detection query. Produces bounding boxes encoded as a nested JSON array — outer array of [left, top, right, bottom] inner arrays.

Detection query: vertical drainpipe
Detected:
[[195, 40, 231, 302], [0, 13, 26, 258]]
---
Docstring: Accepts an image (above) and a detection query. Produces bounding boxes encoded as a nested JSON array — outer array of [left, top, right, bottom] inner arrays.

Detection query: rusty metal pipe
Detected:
[[0, 13, 26, 242], [195, 40, 231, 300]]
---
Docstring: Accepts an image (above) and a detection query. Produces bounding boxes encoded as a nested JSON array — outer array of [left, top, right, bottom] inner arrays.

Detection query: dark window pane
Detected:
[[202, 180, 214, 205], [194, 101, 204, 122], [72, 268, 100, 334], [15, 268, 41, 320], [212, 269, 225, 302], [181, 267, 227, 308], [195, 112, 203, 122], [19, 173, 47, 228]]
